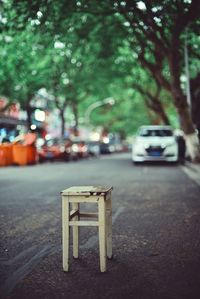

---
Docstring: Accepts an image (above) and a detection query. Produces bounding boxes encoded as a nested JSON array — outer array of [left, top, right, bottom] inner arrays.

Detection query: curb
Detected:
[[181, 161, 200, 187]]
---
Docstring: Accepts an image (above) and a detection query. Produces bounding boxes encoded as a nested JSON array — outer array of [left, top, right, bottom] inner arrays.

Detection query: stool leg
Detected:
[[72, 202, 79, 259], [106, 197, 112, 259], [98, 197, 106, 272], [62, 196, 70, 271]]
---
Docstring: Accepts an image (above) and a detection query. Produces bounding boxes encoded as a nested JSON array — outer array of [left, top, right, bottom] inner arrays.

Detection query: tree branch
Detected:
[[132, 81, 170, 124], [170, 0, 200, 99]]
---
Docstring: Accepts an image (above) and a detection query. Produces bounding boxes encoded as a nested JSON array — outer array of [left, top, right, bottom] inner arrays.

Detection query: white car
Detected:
[[132, 125, 178, 163]]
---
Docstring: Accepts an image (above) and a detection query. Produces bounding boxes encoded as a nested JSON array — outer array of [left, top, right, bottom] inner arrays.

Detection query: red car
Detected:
[[38, 138, 71, 162], [71, 140, 89, 159], [37, 138, 79, 162]]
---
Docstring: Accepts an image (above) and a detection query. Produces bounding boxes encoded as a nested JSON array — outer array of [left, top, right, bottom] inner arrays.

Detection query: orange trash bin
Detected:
[[0, 144, 7, 166], [0, 143, 13, 166], [27, 145, 37, 164], [12, 144, 28, 166]]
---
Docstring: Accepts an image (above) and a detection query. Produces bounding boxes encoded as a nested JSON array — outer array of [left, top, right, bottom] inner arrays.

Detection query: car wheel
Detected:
[[133, 161, 140, 165]]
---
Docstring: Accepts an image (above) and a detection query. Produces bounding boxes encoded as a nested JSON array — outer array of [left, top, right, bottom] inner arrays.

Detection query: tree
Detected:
[[74, 0, 200, 161], [111, 0, 200, 161], [190, 73, 200, 138], [0, 15, 51, 127], [1, 0, 200, 159]]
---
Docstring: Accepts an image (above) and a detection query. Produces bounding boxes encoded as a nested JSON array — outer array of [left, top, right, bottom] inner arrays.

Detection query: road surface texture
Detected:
[[0, 153, 200, 299]]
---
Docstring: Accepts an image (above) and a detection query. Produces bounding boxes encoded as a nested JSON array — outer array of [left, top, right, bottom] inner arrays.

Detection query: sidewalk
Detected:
[[181, 161, 200, 186]]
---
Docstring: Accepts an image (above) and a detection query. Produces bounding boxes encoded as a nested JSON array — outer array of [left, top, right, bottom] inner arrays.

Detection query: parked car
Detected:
[[87, 141, 100, 157], [63, 138, 79, 161], [100, 133, 122, 154], [71, 139, 89, 159], [37, 138, 64, 162], [132, 125, 178, 163], [37, 137, 76, 162]]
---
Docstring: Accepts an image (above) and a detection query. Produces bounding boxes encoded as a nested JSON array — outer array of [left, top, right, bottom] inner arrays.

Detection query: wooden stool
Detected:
[[61, 186, 113, 272]]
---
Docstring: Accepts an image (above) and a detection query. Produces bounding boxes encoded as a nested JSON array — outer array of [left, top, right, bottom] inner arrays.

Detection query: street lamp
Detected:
[[84, 97, 115, 127]]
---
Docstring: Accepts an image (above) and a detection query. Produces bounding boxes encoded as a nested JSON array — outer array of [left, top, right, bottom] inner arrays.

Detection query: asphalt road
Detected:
[[0, 153, 200, 299]]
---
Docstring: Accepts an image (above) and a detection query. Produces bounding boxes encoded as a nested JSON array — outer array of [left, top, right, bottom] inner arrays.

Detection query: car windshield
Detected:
[[139, 129, 173, 137]]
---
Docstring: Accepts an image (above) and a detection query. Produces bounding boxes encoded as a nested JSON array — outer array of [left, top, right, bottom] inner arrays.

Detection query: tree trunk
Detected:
[[71, 102, 79, 136], [60, 110, 65, 137], [145, 98, 170, 125], [190, 73, 200, 139], [176, 100, 200, 162], [159, 108, 170, 125], [25, 100, 33, 130], [169, 23, 200, 162], [132, 82, 170, 125], [184, 132, 200, 163], [54, 97, 68, 138]]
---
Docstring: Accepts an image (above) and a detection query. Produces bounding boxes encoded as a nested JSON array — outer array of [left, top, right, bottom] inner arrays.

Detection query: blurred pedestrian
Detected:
[[176, 133, 186, 164]]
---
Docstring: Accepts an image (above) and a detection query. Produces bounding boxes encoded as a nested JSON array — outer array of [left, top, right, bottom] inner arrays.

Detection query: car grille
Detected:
[[145, 146, 165, 156]]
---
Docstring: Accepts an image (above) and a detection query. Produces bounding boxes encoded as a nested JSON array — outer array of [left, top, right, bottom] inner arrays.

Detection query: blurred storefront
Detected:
[[0, 98, 27, 142]]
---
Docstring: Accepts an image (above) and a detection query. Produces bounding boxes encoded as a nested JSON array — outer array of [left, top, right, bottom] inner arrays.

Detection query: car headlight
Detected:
[[72, 144, 79, 152], [165, 142, 177, 149], [144, 143, 150, 149], [60, 145, 65, 152], [133, 143, 145, 154], [164, 142, 178, 154]]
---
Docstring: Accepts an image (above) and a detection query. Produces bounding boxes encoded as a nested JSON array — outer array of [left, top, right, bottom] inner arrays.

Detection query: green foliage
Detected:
[[0, 21, 51, 106], [0, 0, 199, 137]]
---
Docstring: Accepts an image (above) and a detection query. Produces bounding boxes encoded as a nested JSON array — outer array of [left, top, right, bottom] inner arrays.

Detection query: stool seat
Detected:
[[61, 186, 113, 196], [61, 185, 113, 272]]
